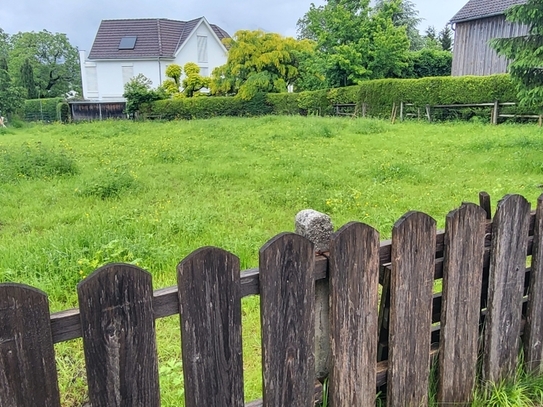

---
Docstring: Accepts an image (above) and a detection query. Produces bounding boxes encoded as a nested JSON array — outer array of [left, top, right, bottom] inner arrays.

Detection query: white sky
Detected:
[[0, 0, 468, 51]]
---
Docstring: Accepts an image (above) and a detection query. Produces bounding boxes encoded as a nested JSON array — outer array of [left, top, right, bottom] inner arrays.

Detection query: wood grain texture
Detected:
[[329, 222, 379, 407], [484, 194, 531, 383], [479, 191, 492, 220], [388, 211, 436, 407], [177, 247, 244, 407], [259, 233, 315, 407], [77, 263, 159, 407], [438, 203, 486, 405], [525, 194, 543, 372], [0, 284, 61, 407]]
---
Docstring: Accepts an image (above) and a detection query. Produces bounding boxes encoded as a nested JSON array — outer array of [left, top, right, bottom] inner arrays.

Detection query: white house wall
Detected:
[[172, 22, 228, 81], [80, 21, 228, 101]]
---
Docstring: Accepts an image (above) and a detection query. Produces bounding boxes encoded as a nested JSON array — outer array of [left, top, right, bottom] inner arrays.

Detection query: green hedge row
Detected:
[[145, 74, 517, 120], [23, 98, 64, 122], [144, 93, 273, 120]]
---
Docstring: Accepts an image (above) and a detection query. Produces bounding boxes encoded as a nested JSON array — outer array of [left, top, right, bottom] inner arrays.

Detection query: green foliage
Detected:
[[405, 49, 452, 78], [0, 142, 78, 183], [210, 30, 315, 99], [150, 75, 517, 119], [438, 26, 453, 52], [9, 30, 81, 98], [181, 62, 210, 97], [0, 60, 25, 115], [57, 101, 70, 123], [23, 97, 63, 121], [375, 0, 424, 50], [165, 64, 182, 86], [491, 0, 543, 107], [147, 93, 272, 120], [19, 58, 37, 99], [297, 0, 410, 87], [77, 167, 137, 199], [123, 74, 164, 115]]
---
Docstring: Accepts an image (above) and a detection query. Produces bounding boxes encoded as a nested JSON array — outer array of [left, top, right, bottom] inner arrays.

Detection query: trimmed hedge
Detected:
[[145, 92, 273, 120], [146, 74, 517, 120], [24, 98, 64, 122]]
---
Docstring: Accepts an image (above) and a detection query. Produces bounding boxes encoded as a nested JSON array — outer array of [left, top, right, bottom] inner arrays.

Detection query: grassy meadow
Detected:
[[1, 116, 543, 406]]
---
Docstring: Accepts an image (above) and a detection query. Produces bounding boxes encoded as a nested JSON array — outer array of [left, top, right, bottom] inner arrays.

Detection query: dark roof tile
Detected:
[[88, 17, 230, 60], [451, 0, 527, 23]]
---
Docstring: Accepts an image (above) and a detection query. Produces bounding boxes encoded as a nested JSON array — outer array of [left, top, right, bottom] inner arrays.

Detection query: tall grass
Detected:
[[1, 117, 543, 405]]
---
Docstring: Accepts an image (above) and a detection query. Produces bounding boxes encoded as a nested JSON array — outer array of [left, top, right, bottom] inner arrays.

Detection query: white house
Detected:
[[79, 17, 230, 101]]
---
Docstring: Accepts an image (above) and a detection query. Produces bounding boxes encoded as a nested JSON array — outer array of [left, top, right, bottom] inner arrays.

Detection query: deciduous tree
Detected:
[[297, 0, 410, 87], [491, 0, 543, 106], [9, 30, 81, 98], [210, 30, 315, 99]]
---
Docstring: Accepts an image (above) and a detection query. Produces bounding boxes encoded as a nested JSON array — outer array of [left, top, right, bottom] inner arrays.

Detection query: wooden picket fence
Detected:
[[1, 192, 543, 407]]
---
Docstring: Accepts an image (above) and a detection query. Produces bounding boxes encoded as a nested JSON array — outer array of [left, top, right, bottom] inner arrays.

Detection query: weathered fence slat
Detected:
[[484, 194, 531, 383], [438, 203, 486, 405], [525, 194, 543, 372], [329, 222, 379, 407], [260, 233, 315, 407], [177, 247, 244, 407], [0, 284, 61, 407], [388, 211, 436, 407], [77, 264, 159, 407]]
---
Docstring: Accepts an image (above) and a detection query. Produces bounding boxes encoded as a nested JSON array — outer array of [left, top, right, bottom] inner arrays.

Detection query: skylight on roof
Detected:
[[119, 36, 137, 50]]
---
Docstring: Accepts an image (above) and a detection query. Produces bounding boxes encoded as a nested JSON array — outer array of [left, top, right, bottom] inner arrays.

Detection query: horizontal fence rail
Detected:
[[1, 192, 542, 407]]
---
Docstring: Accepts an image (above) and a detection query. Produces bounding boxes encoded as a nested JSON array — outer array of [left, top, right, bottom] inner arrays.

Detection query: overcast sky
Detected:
[[0, 0, 468, 51]]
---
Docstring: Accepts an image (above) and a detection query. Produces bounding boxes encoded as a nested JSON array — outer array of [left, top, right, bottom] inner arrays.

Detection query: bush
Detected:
[[78, 167, 137, 199], [23, 98, 63, 122], [147, 74, 517, 120], [57, 102, 70, 123]]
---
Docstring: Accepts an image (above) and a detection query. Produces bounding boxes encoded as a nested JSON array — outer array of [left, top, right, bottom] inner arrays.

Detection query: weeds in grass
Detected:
[[0, 142, 78, 183], [77, 166, 138, 199]]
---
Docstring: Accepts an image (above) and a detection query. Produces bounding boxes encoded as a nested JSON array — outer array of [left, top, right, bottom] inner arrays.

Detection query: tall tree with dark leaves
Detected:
[[438, 26, 453, 52], [491, 0, 543, 107], [0, 56, 24, 115], [10, 30, 81, 98], [20, 58, 38, 99]]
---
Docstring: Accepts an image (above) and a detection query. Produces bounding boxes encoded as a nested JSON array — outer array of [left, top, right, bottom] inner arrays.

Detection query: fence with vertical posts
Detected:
[[1, 192, 542, 407]]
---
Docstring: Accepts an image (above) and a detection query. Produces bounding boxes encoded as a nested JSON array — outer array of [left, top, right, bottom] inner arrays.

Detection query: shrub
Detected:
[[77, 167, 137, 199], [57, 102, 70, 123], [147, 74, 517, 120]]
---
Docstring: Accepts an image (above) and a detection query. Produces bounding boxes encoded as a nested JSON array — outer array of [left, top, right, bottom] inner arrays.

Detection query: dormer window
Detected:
[[119, 36, 137, 50]]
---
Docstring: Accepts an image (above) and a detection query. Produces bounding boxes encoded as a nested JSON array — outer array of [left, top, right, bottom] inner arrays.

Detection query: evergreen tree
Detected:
[[491, 0, 543, 106], [20, 58, 37, 99], [438, 26, 453, 52]]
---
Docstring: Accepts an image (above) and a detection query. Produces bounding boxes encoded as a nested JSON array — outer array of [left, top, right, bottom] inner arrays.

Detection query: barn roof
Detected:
[[88, 17, 229, 60], [450, 0, 527, 23]]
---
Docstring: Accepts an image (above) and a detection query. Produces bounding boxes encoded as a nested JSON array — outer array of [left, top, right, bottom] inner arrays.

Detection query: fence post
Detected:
[[492, 100, 499, 125], [295, 209, 333, 380]]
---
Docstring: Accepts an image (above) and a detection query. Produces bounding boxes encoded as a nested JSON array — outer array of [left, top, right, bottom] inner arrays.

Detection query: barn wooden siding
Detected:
[[69, 102, 127, 121], [2, 192, 543, 406], [452, 15, 528, 76]]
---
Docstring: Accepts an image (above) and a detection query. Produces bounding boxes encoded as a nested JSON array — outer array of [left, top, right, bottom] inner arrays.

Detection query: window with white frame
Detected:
[[122, 65, 134, 85], [85, 66, 98, 92]]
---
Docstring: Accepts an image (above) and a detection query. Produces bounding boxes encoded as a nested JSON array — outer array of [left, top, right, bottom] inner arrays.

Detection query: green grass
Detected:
[[1, 116, 543, 406]]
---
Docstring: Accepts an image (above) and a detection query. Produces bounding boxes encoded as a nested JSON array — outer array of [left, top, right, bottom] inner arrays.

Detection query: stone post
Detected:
[[295, 209, 333, 380]]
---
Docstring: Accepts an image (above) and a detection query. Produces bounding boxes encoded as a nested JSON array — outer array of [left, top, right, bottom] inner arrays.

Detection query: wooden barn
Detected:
[[450, 0, 528, 76]]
